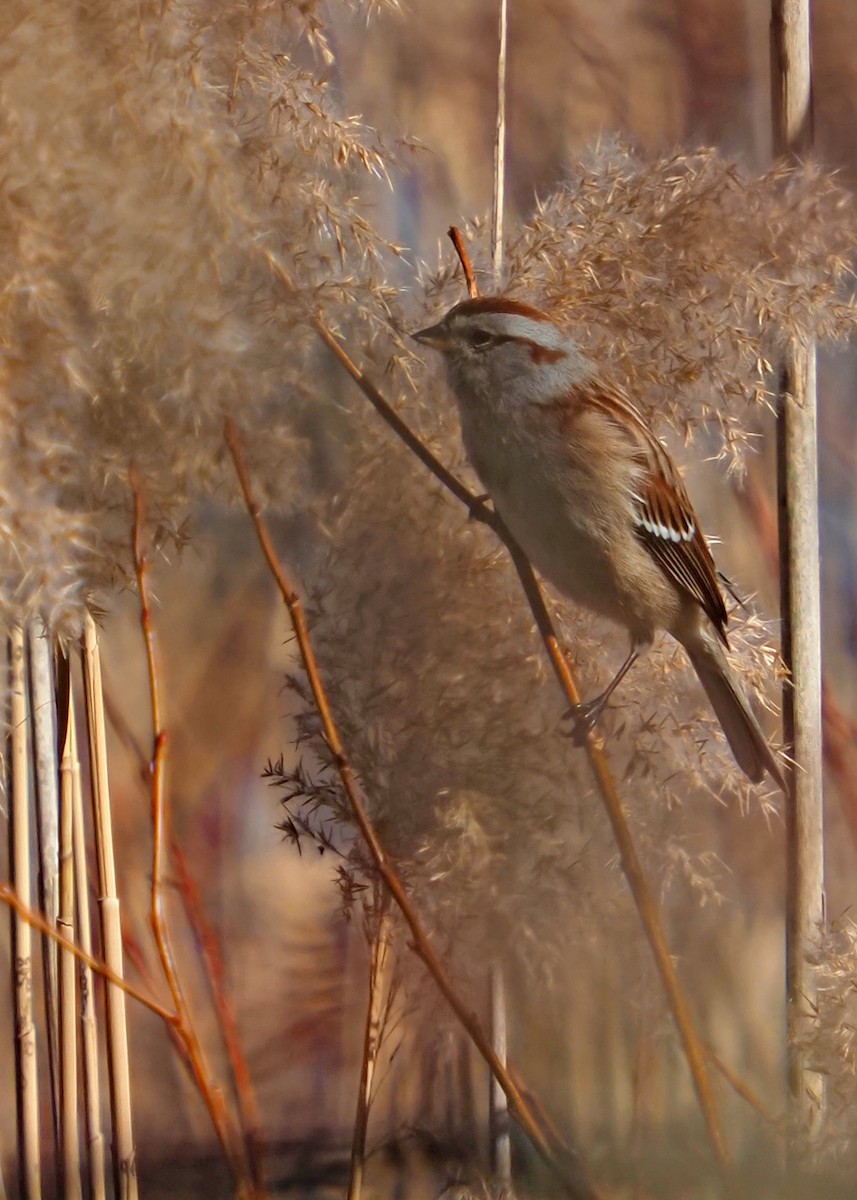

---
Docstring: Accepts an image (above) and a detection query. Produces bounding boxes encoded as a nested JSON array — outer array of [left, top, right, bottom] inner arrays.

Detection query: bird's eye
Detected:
[[466, 329, 494, 350]]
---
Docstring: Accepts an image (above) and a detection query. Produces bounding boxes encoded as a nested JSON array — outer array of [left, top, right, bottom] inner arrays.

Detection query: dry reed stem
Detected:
[[9, 626, 43, 1200], [489, 8, 512, 1181], [81, 613, 139, 1198], [171, 839, 268, 1194], [58, 682, 82, 1200], [69, 695, 108, 1200], [128, 469, 262, 1200], [347, 903, 392, 1200], [771, 0, 826, 1136], [489, 960, 512, 1183], [27, 626, 61, 1149], [735, 467, 857, 836], [224, 416, 601, 1200], [703, 1043, 774, 1123], [491, 0, 508, 277]]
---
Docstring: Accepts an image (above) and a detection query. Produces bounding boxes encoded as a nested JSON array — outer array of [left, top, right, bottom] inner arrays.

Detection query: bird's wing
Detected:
[[582, 379, 729, 645]]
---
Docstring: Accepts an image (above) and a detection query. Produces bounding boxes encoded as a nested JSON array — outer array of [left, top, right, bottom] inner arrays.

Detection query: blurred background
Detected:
[[3, 1, 857, 1197]]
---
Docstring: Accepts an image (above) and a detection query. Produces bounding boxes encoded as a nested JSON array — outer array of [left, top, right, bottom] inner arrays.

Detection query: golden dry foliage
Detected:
[[0, 0, 401, 633], [3, 0, 857, 1192]]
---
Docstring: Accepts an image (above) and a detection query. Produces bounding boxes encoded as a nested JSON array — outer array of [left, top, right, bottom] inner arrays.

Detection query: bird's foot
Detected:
[[562, 698, 607, 746], [467, 493, 492, 522]]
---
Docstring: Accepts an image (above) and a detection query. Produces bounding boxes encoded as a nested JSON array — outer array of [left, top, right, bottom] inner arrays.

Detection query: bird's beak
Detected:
[[412, 323, 453, 353]]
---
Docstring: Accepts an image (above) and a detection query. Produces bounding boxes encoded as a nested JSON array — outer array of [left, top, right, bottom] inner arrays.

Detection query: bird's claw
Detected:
[[467, 493, 492, 522], [562, 699, 605, 745]]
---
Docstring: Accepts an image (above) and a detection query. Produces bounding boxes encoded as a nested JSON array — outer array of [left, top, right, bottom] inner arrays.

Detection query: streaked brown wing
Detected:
[[636, 467, 729, 644], [582, 379, 729, 645]]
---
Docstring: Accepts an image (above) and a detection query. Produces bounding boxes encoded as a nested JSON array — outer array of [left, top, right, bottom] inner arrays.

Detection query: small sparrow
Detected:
[[415, 295, 785, 789]]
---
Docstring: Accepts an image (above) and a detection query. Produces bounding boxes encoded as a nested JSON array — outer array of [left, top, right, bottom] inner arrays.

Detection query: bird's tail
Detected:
[[685, 632, 786, 791]]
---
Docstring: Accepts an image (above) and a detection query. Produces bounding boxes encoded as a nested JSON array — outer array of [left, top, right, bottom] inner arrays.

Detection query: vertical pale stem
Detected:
[[491, 0, 508, 277], [81, 614, 138, 1198], [770, 0, 825, 1136], [59, 688, 83, 1200], [28, 626, 61, 1147], [347, 910, 391, 1200], [490, 1, 512, 1182], [9, 627, 43, 1200], [489, 961, 511, 1183], [71, 696, 108, 1200]]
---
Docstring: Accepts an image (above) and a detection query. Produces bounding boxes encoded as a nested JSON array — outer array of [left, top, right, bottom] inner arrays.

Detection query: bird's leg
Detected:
[[467, 493, 492, 521], [564, 647, 640, 743]]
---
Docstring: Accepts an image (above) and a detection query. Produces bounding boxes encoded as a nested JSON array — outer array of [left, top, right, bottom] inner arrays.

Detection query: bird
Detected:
[[414, 295, 785, 790]]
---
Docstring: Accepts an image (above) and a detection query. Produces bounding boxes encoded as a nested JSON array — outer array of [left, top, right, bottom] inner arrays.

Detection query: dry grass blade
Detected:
[[224, 416, 602, 1200]]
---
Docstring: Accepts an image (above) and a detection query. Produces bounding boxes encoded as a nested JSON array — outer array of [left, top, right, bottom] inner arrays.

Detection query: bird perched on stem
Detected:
[[415, 295, 785, 790]]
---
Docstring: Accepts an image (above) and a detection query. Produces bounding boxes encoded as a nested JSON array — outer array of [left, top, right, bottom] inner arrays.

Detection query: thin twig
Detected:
[[704, 1043, 774, 1123], [224, 416, 601, 1200], [448, 227, 478, 299], [99, 649, 268, 1193], [0, 885, 177, 1025], [128, 468, 262, 1200], [171, 839, 268, 1194]]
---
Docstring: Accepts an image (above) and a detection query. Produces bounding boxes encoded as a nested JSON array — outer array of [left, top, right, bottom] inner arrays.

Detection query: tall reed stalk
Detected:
[[770, 0, 825, 1137], [489, 1, 513, 1185], [27, 627, 61, 1152], [59, 679, 82, 1200], [70, 685, 108, 1200], [9, 627, 43, 1200], [81, 613, 138, 1198]]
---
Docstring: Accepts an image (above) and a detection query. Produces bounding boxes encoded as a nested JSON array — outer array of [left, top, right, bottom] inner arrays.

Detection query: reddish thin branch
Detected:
[[171, 840, 267, 1193], [129, 469, 261, 1200], [0, 884, 176, 1025], [100, 666, 267, 1192], [448, 226, 479, 298], [223, 417, 600, 1200], [259, 241, 728, 1165]]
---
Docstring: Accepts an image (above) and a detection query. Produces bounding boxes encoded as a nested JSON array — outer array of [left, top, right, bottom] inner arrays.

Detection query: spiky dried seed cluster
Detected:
[[0, 0, 401, 634], [421, 144, 857, 472]]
